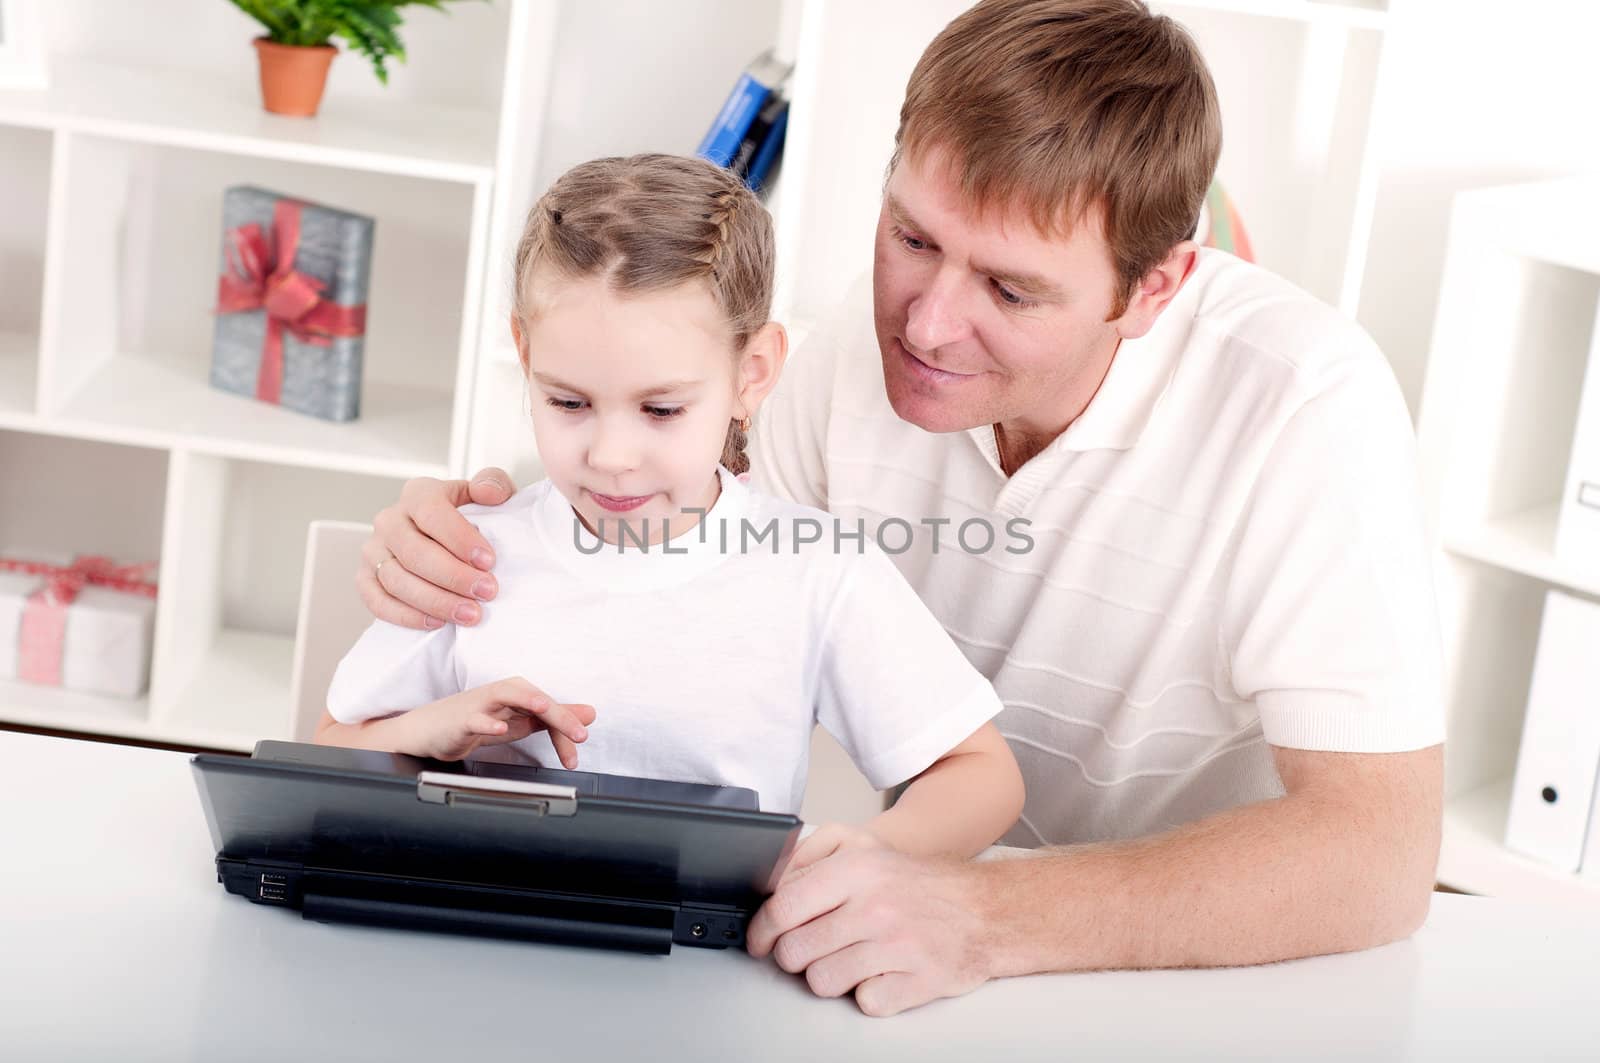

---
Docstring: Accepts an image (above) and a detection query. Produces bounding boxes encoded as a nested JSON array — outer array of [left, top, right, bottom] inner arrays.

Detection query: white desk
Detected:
[[2, 730, 1597, 1062]]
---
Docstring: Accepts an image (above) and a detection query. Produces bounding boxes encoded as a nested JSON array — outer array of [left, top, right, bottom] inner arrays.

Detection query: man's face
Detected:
[[872, 149, 1126, 438]]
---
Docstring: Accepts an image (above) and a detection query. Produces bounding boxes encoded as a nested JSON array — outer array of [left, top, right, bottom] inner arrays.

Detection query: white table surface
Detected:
[[2, 730, 1598, 1062]]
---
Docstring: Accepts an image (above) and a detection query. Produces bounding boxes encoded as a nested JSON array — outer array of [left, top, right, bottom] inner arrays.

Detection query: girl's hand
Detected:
[[406, 677, 595, 765], [778, 823, 891, 888]]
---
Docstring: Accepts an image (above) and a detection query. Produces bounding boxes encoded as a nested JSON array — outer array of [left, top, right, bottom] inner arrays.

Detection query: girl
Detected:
[[316, 154, 1023, 862]]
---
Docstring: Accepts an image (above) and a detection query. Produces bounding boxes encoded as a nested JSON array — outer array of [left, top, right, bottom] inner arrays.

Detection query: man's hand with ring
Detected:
[[359, 468, 518, 630]]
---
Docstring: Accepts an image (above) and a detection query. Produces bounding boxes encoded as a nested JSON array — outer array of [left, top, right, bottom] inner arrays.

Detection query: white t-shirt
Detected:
[[327, 468, 1003, 814], [752, 250, 1445, 846]]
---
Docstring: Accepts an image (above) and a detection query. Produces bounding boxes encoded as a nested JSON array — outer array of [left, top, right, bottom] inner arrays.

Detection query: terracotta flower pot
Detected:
[[253, 37, 338, 118]]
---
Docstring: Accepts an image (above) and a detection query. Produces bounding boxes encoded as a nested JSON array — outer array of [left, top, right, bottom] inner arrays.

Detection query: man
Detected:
[[357, 0, 1443, 1017]]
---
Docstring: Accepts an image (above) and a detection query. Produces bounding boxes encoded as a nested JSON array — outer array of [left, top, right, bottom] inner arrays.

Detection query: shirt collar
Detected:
[[1059, 254, 1213, 452]]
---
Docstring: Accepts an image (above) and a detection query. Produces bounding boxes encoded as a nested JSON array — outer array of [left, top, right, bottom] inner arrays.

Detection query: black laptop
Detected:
[[192, 741, 802, 955]]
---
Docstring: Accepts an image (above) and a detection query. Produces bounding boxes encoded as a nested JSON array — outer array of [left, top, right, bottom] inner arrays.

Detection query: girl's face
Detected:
[[516, 273, 768, 545]]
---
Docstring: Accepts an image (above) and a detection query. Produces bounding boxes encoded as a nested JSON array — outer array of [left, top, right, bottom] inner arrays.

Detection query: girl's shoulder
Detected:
[[731, 486, 897, 584], [458, 479, 558, 554], [736, 484, 838, 549], [738, 483, 831, 525]]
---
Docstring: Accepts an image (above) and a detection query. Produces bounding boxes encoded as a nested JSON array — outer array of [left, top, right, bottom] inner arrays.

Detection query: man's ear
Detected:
[[735, 321, 790, 419], [510, 313, 530, 374], [1114, 240, 1200, 340]]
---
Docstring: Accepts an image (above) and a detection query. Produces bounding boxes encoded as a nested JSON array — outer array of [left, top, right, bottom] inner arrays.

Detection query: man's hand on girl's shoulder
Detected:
[[359, 467, 518, 630]]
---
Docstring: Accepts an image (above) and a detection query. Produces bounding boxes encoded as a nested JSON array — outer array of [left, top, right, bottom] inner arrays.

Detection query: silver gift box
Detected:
[[210, 185, 375, 422]]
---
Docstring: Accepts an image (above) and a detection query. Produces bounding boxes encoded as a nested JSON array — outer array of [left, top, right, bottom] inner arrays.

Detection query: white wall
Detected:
[[1361, 0, 1600, 418]]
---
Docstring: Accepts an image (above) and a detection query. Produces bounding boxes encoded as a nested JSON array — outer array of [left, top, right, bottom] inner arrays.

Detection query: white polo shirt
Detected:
[[752, 249, 1444, 846]]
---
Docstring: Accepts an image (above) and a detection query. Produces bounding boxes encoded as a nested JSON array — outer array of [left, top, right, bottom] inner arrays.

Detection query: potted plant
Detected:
[[228, 0, 477, 117]]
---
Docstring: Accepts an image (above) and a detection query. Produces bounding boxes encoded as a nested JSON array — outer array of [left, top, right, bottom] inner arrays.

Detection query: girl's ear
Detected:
[[734, 321, 789, 419]]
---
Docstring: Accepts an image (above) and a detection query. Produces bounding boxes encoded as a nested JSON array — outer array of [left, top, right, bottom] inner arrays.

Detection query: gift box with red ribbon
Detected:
[[210, 186, 375, 422], [0, 553, 159, 699]]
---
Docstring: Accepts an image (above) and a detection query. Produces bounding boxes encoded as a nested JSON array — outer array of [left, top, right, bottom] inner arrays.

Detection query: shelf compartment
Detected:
[[0, 428, 168, 569], [38, 132, 479, 478], [1423, 238, 1600, 575], [0, 124, 53, 418], [1419, 181, 1600, 906], [0, 331, 39, 423], [0, 678, 152, 742], [0, 429, 168, 735], [1441, 776, 1600, 907], [1435, 558, 1546, 801], [157, 629, 295, 752], [150, 453, 406, 748], [49, 355, 453, 481], [0, 60, 496, 185], [1443, 502, 1600, 600]]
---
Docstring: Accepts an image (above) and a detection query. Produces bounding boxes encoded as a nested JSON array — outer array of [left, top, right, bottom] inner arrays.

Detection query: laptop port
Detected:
[[260, 873, 287, 887], [690, 923, 707, 938], [259, 884, 289, 902]]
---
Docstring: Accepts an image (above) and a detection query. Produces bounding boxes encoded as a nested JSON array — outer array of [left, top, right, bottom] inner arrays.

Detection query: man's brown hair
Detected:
[[893, 0, 1222, 317]]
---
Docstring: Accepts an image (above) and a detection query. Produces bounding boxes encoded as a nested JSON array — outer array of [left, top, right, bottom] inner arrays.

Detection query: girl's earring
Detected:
[[738, 416, 752, 432]]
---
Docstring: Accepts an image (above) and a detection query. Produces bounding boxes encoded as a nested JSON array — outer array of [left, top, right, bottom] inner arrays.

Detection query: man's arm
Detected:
[[980, 743, 1441, 973], [748, 742, 1441, 1016], [783, 722, 1024, 879]]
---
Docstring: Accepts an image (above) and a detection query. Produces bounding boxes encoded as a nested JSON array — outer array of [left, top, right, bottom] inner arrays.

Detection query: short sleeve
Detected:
[[325, 619, 462, 724], [814, 547, 1004, 789], [1222, 355, 1445, 753]]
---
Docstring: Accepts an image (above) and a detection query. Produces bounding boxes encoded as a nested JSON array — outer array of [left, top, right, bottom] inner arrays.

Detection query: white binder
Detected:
[[1553, 297, 1600, 568], [1504, 589, 1600, 872]]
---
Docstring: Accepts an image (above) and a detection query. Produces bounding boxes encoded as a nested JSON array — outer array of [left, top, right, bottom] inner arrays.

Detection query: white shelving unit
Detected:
[[0, 0, 507, 751], [1416, 177, 1600, 905], [0, 0, 783, 751]]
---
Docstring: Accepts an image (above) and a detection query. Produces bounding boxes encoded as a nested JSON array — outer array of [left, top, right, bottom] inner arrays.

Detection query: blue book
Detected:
[[730, 95, 787, 178], [697, 51, 791, 168], [744, 98, 789, 194]]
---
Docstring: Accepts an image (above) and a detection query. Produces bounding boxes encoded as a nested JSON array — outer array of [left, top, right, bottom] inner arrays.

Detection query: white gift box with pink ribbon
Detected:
[[0, 554, 159, 699]]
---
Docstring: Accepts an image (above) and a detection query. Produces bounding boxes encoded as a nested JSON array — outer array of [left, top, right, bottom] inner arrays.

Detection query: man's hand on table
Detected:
[[748, 845, 995, 1017]]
